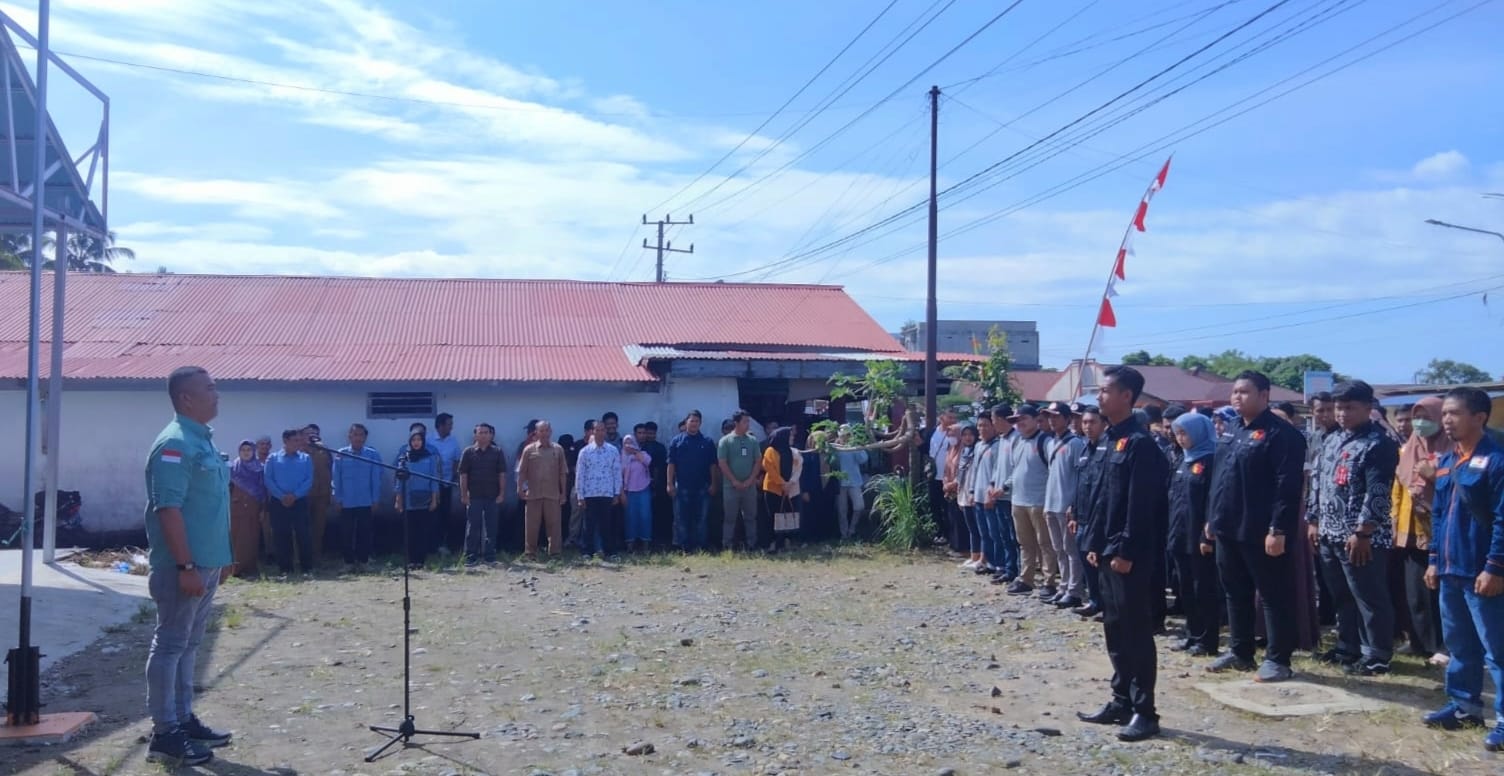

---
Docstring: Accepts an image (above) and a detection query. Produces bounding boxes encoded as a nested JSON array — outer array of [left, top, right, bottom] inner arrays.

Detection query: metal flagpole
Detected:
[[8, 0, 50, 726], [43, 216, 65, 563], [1072, 164, 1167, 398]]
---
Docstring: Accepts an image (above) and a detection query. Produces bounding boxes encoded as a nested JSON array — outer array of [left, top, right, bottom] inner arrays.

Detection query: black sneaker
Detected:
[[1036, 586, 1058, 601], [147, 727, 213, 766], [183, 714, 233, 748], [1316, 648, 1360, 667], [1343, 659, 1391, 677]]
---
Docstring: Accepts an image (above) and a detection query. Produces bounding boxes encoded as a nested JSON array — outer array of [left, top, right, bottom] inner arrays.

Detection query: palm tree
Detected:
[[0, 229, 135, 272], [56, 231, 134, 273]]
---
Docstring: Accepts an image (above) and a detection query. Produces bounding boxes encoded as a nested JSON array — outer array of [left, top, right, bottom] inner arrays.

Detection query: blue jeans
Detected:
[[625, 490, 653, 543], [987, 501, 1019, 578], [673, 488, 709, 551], [962, 505, 982, 555], [1441, 575, 1504, 721], [145, 566, 222, 734]]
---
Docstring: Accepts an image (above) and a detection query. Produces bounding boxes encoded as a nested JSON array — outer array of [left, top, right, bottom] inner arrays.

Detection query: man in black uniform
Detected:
[[1078, 366, 1169, 742], [1207, 370, 1307, 683], [1067, 405, 1109, 618]]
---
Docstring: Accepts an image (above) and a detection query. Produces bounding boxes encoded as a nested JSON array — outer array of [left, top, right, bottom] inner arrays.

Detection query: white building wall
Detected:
[[0, 376, 740, 532]]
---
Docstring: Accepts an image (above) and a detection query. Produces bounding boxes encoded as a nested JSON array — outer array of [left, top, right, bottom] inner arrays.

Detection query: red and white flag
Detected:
[[1085, 155, 1171, 357]]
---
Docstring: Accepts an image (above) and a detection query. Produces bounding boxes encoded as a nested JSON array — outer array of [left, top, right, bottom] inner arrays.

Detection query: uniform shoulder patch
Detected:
[[1114, 438, 1128, 452], [1191, 461, 1204, 475], [160, 449, 183, 464]]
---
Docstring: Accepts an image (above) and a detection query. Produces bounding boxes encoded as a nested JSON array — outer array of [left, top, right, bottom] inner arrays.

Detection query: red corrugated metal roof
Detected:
[[0, 273, 907, 383], [1009, 371, 1065, 402]]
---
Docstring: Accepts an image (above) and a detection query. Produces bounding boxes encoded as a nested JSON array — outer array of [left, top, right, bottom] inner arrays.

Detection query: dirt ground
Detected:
[[7, 546, 1499, 776]]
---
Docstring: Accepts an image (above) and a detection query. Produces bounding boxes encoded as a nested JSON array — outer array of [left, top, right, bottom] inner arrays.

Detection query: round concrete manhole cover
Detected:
[[1195, 679, 1393, 718]]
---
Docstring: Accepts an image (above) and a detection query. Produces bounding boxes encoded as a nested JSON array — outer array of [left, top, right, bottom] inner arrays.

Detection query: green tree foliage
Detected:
[[941, 326, 1023, 411], [1121, 350, 1176, 366], [1417, 358, 1493, 385], [1170, 350, 1338, 392], [0, 230, 134, 273]]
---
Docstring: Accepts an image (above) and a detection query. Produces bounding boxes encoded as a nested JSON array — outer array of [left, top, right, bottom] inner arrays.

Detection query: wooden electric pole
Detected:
[[924, 85, 940, 431], [643, 214, 694, 283]]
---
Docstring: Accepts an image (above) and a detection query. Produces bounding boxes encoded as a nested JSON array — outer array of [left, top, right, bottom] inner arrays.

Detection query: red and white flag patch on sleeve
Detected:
[[160, 450, 183, 464]]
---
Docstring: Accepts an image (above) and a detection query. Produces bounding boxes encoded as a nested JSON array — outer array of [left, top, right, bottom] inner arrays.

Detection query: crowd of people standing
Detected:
[[220, 408, 885, 575], [926, 367, 1504, 751]]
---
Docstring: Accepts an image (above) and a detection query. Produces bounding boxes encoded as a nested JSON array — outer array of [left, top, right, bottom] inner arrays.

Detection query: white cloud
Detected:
[[1412, 150, 1470, 181], [113, 173, 344, 220]]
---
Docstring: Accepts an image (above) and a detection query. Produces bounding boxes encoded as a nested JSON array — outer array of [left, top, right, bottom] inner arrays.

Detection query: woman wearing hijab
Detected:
[[229, 440, 266, 578], [760, 427, 803, 554], [254, 435, 274, 563], [953, 424, 983, 569], [1391, 395, 1449, 666], [1169, 415, 1221, 656], [396, 431, 442, 568]]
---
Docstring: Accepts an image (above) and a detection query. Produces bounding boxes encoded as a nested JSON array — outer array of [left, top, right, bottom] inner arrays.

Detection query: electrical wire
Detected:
[[638, 0, 902, 217]]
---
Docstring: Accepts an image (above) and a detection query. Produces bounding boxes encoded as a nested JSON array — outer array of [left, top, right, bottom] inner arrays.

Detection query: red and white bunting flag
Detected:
[[1149, 157, 1171, 197], [1132, 200, 1150, 232], [1113, 247, 1127, 280], [1096, 298, 1117, 328]]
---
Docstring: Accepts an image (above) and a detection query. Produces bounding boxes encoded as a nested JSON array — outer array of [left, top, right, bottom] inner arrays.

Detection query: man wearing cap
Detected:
[[1078, 366, 1169, 742], [1306, 380, 1399, 676], [1006, 404, 1059, 598], [1043, 401, 1088, 609]]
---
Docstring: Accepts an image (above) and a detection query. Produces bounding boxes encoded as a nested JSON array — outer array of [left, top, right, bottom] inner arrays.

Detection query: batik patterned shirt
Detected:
[[1307, 421, 1399, 548]]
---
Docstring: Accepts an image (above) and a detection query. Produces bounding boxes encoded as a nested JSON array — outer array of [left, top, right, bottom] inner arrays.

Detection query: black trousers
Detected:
[[1318, 539, 1395, 662], [1101, 560, 1157, 718], [1217, 538, 1296, 666], [269, 497, 312, 573], [1171, 549, 1222, 652], [343, 506, 373, 564], [581, 496, 612, 556], [1403, 547, 1444, 655]]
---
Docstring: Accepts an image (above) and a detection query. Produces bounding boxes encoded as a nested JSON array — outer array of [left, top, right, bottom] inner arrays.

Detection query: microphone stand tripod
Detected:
[[310, 441, 479, 762]]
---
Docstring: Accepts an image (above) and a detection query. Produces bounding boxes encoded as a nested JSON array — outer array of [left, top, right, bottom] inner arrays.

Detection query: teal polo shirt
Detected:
[[144, 413, 232, 570]]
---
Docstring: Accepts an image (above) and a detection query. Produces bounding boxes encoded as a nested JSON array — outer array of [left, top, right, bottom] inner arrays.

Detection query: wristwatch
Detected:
[[176, 562, 197, 571]]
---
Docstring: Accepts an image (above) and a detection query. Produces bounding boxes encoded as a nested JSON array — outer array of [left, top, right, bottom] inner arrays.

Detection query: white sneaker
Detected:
[[961, 559, 979, 569]]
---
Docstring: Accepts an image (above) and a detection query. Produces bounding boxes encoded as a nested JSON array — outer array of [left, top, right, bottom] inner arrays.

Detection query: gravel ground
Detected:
[[7, 546, 1498, 775]]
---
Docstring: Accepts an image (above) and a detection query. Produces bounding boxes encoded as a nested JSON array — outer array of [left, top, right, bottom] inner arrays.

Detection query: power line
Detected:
[[638, 0, 902, 217], [683, 1, 1026, 218], [26, 44, 919, 122], [792, 0, 1479, 277], [668, 0, 961, 215], [706, 0, 1296, 280]]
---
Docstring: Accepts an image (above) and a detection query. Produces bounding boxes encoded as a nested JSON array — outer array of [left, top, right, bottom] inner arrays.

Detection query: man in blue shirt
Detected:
[[1424, 387, 1504, 753], [667, 410, 718, 552], [264, 427, 314, 575], [142, 366, 234, 765], [334, 423, 384, 566]]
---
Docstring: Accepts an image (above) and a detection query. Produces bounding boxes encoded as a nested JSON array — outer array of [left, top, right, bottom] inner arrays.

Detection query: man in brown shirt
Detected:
[[517, 420, 568, 558], [304, 424, 334, 561]]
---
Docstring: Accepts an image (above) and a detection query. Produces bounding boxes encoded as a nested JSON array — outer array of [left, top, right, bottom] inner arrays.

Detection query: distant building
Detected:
[[900, 320, 1040, 370]]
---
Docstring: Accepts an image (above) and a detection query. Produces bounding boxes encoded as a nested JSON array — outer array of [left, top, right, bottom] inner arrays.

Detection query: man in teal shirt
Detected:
[[142, 366, 234, 765]]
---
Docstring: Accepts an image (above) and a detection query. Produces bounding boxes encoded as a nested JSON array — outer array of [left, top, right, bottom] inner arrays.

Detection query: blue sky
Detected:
[[5, 0, 1502, 382]]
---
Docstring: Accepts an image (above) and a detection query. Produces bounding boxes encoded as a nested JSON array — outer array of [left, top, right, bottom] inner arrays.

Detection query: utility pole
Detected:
[[924, 85, 940, 432], [643, 214, 694, 283]]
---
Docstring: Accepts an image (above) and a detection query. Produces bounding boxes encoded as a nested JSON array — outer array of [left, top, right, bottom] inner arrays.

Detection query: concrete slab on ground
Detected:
[[0, 711, 98, 745], [0, 549, 151, 673], [1195, 679, 1392, 718]]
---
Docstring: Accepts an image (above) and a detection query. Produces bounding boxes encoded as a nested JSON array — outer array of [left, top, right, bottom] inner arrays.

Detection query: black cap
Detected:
[[1008, 403, 1040, 420], [1041, 401, 1073, 416], [1068, 401, 1088, 415], [990, 403, 1015, 418], [1163, 403, 1188, 420]]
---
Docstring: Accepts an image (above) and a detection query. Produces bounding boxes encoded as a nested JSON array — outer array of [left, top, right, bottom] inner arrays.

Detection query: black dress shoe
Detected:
[[1072, 603, 1101, 618], [1076, 702, 1132, 725], [1118, 713, 1161, 742], [1053, 596, 1084, 609]]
